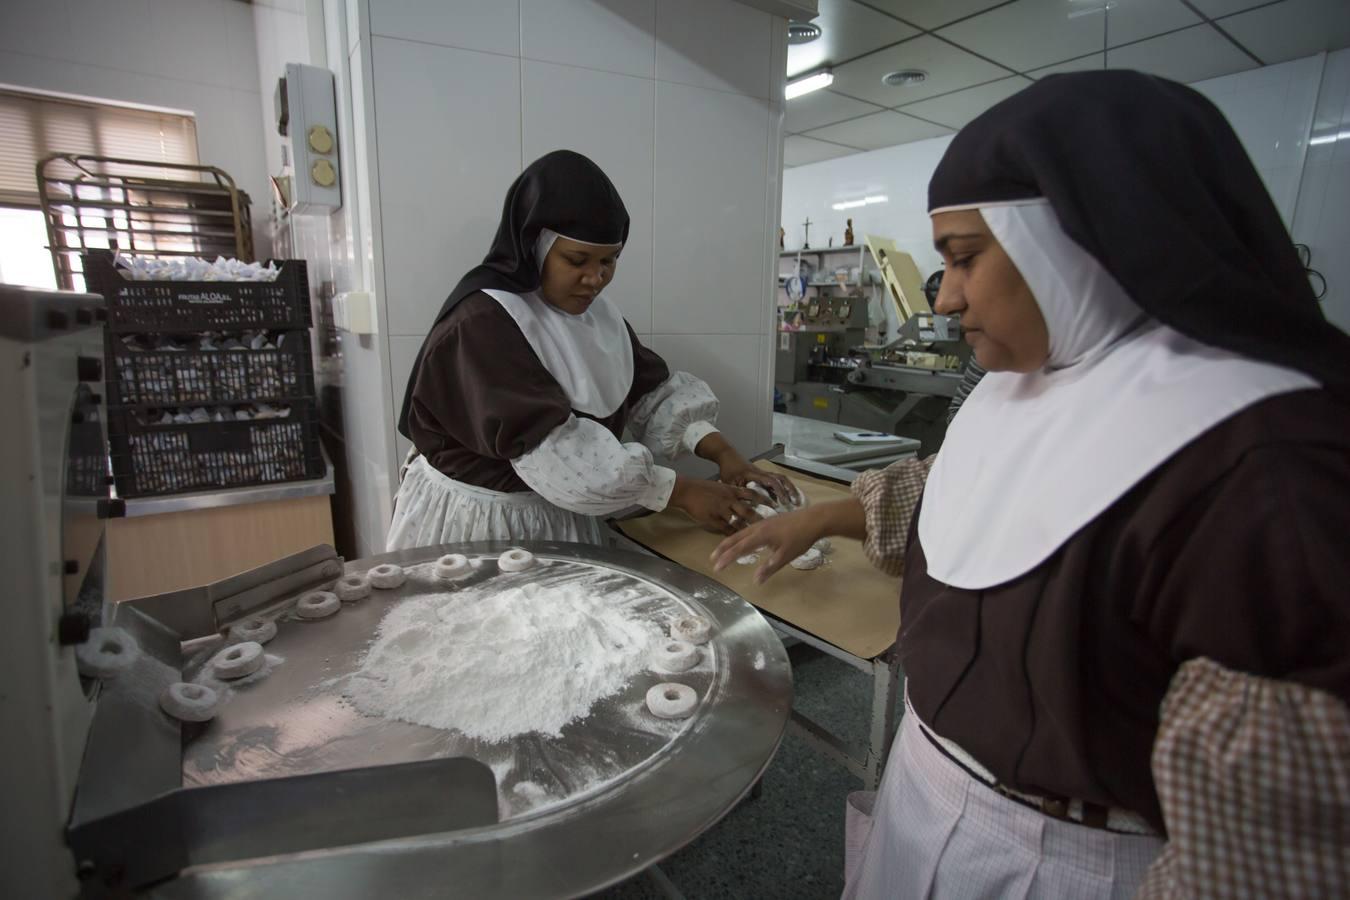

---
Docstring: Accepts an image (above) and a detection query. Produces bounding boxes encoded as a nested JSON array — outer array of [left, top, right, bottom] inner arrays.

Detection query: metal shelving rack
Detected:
[[37, 154, 254, 291], [777, 244, 879, 335]]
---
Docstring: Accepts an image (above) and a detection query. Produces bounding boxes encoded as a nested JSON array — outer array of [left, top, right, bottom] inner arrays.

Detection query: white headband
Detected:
[[534, 227, 624, 273]]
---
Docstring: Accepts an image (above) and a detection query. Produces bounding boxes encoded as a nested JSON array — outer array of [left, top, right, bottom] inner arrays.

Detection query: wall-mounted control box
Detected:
[[274, 63, 341, 214]]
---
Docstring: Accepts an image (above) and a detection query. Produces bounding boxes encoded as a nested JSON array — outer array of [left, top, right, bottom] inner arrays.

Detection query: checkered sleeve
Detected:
[[849, 455, 936, 577], [1137, 657, 1350, 900]]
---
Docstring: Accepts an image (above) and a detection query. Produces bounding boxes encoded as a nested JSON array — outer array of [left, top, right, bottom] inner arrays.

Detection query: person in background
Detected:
[[714, 71, 1350, 898], [390, 150, 791, 549], [944, 356, 986, 424]]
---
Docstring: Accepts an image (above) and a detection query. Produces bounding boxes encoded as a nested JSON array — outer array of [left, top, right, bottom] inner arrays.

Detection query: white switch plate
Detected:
[[334, 291, 375, 334]]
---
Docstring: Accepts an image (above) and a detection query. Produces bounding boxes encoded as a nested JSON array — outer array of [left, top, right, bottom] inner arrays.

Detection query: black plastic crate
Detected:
[[106, 331, 315, 407], [83, 250, 311, 333], [108, 401, 324, 498]]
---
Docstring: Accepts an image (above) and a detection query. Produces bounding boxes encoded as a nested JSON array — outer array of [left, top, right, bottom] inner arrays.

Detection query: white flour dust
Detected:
[[345, 581, 661, 742]]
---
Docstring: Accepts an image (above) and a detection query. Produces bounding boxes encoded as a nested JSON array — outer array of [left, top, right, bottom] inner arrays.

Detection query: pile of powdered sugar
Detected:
[[344, 579, 662, 743]]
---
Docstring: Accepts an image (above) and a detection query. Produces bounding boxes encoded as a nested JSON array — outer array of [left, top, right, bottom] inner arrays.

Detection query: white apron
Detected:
[[844, 700, 1163, 899], [386, 455, 605, 550]]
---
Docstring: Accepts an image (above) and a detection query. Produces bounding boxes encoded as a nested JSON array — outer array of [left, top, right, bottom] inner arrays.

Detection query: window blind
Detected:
[[0, 88, 198, 205]]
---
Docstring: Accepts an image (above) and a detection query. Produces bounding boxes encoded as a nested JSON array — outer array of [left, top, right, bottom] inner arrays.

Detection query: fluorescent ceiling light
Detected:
[[1067, 0, 1116, 17], [786, 69, 833, 100], [1309, 129, 1350, 146], [831, 195, 888, 211]]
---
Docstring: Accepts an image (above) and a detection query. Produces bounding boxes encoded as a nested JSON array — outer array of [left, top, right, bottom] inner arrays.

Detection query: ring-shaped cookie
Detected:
[[212, 641, 265, 680], [646, 683, 698, 719], [76, 627, 140, 679], [228, 617, 276, 644], [671, 615, 712, 645], [653, 640, 700, 673], [790, 547, 824, 570], [498, 549, 535, 573], [296, 590, 341, 619], [335, 573, 372, 602], [368, 564, 406, 589], [160, 682, 220, 722], [434, 553, 472, 581]]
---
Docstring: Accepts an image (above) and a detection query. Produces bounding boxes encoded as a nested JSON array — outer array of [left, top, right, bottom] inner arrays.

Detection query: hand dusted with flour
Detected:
[[346, 579, 661, 742]]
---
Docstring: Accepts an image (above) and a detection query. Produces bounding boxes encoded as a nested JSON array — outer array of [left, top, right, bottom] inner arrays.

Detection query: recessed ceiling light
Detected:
[[787, 21, 822, 45], [882, 69, 928, 87], [786, 69, 834, 100]]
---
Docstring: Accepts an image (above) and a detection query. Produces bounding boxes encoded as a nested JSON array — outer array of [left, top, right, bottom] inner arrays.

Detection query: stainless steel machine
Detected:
[[1, 284, 109, 899], [777, 309, 969, 455], [0, 292, 791, 898]]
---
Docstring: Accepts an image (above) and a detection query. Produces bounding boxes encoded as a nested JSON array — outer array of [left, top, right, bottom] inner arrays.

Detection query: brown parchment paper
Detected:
[[615, 461, 900, 660]]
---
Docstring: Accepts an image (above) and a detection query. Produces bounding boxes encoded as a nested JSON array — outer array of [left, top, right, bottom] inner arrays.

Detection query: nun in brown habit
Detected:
[[715, 71, 1350, 897], [391, 150, 792, 549]]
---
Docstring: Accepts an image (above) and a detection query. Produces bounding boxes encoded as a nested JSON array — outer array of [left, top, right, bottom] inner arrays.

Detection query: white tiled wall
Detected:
[[781, 53, 1349, 338], [652, 80, 772, 335], [0, 0, 271, 254], [371, 35, 522, 336], [521, 60, 656, 332], [1192, 55, 1324, 227], [1291, 49, 1350, 333], [780, 133, 955, 281], [273, 0, 785, 550]]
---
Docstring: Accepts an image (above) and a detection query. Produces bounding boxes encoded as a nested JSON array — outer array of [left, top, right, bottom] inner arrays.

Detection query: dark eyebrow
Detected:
[[934, 232, 985, 253]]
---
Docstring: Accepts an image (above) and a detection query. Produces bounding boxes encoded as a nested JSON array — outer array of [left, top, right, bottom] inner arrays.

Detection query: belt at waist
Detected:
[[906, 695, 1159, 837]]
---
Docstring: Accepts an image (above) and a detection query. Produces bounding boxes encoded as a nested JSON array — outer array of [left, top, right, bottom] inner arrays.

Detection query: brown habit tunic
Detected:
[[899, 389, 1350, 832], [404, 293, 671, 493]]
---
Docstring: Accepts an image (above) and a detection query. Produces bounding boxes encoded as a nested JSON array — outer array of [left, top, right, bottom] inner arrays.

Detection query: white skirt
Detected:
[[385, 455, 606, 550], [844, 703, 1164, 900]]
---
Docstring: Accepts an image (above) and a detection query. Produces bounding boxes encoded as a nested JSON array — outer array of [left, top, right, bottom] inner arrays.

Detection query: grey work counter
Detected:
[[773, 412, 918, 475]]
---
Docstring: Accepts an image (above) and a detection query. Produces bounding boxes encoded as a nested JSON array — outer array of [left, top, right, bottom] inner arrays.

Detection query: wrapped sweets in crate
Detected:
[[83, 251, 312, 333], [107, 401, 324, 498], [106, 330, 315, 407]]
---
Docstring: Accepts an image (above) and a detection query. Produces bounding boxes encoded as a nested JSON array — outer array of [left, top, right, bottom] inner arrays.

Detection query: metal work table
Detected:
[[758, 458, 902, 790], [773, 411, 919, 472], [614, 453, 905, 792], [72, 542, 791, 898]]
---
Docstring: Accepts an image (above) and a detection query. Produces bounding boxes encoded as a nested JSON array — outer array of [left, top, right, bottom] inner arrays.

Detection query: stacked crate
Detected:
[[83, 250, 323, 498]]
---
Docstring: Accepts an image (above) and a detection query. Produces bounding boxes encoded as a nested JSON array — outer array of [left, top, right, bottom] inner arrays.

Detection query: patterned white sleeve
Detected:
[[511, 415, 677, 515], [628, 371, 720, 460]]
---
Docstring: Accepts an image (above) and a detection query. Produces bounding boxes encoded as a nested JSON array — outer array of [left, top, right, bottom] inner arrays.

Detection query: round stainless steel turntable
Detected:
[[168, 541, 792, 899]]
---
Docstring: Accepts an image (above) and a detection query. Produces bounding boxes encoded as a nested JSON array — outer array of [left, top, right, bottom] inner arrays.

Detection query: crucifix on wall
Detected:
[[802, 216, 812, 250]]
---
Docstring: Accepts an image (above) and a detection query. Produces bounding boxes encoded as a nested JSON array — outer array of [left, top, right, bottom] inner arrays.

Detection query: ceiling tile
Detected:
[[937, 0, 1201, 72], [784, 134, 862, 166], [1218, 0, 1350, 65], [829, 34, 1011, 106], [786, 88, 885, 132], [787, 0, 919, 78], [896, 75, 1032, 127], [1107, 23, 1257, 83], [1026, 52, 1105, 78], [1189, 0, 1284, 17], [862, 0, 1013, 31], [804, 109, 953, 149]]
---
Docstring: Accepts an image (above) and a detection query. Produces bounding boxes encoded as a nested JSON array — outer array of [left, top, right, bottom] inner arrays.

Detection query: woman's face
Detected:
[[931, 210, 1049, 372], [539, 237, 622, 315]]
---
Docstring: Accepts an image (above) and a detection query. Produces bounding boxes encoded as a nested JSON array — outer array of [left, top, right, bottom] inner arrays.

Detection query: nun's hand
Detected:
[[716, 457, 799, 508], [669, 478, 761, 535], [710, 509, 820, 584]]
